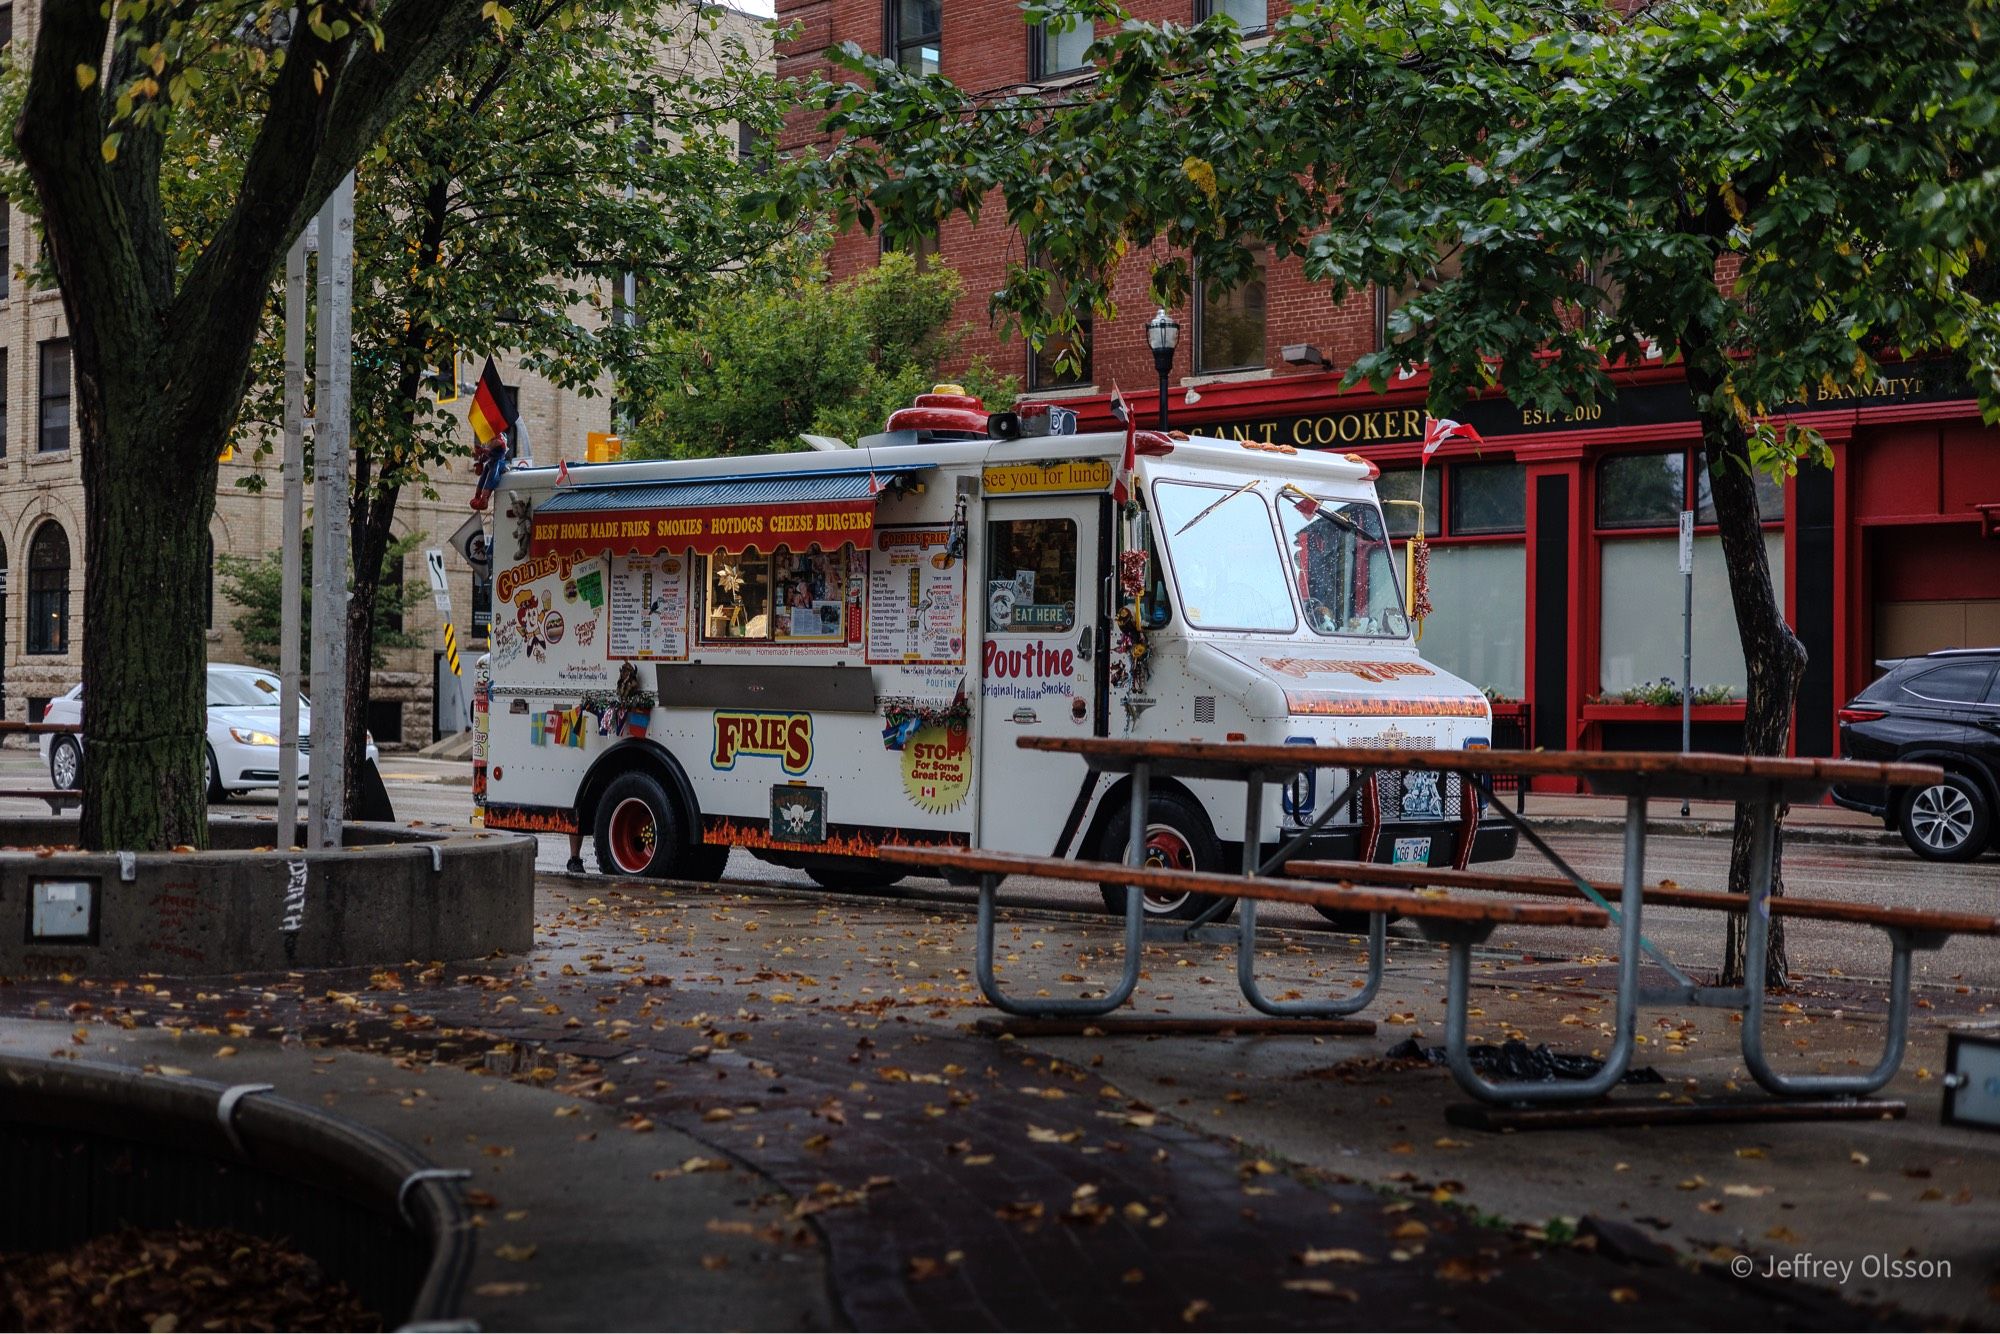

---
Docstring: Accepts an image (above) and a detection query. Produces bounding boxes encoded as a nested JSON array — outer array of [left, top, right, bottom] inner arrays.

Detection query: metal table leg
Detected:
[[1429, 792, 1648, 1105], [974, 869, 1144, 1018], [1737, 784, 1947, 1096], [1232, 771, 1385, 1016]]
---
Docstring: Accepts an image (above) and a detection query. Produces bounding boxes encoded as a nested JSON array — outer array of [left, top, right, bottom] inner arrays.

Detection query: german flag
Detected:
[[466, 357, 517, 448]]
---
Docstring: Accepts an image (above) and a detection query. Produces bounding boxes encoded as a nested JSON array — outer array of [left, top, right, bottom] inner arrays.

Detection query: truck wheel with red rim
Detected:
[[1094, 790, 1233, 922], [594, 772, 682, 877]]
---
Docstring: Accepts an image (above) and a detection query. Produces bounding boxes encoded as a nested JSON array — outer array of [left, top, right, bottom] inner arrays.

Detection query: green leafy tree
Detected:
[[5, 0, 503, 850], [810, 0, 2000, 984], [217, 531, 427, 670], [247, 1, 800, 804], [624, 250, 1017, 457]]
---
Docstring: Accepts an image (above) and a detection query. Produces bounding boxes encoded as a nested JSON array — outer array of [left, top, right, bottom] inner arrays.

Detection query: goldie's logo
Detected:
[[711, 711, 813, 774]]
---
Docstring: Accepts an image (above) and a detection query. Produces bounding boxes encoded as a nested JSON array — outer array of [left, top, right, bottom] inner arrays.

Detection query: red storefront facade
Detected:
[[776, 0, 2000, 765]]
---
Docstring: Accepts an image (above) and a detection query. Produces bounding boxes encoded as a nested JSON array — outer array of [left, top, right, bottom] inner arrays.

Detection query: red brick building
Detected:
[[776, 0, 2000, 764]]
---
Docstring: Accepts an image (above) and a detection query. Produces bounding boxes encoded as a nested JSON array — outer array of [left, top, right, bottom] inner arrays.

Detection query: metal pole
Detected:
[[276, 231, 309, 846], [1679, 506, 1694, 817], [307, 174, 355, 850], [1156, 369, 1169, 431]]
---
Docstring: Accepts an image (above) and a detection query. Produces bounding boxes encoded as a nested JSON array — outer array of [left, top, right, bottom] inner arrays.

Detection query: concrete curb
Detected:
[[1526, 813, 1900, 848]]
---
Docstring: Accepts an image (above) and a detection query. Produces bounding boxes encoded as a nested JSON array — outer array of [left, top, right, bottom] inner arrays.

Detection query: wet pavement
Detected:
[[7, 868, 1996, 1329]]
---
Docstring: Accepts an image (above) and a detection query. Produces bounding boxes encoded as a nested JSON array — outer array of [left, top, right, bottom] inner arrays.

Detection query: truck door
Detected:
[[977, 494, 1106, 853]]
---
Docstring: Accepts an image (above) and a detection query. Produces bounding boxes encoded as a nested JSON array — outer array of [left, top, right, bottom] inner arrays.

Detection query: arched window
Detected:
[[26, 521, 69, 655]]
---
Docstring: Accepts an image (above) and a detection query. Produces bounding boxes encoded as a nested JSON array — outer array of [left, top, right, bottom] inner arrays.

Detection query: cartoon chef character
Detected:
[[514, 589, 548, 662]]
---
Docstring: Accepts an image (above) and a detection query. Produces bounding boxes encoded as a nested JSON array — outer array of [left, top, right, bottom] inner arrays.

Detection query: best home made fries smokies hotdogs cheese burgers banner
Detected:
[[529, 499, 876, 559]]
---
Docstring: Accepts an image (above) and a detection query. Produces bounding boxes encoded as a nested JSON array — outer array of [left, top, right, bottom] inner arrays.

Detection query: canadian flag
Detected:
[[1108, 385, 1136, 506], [1421, 416, 1483, 455]]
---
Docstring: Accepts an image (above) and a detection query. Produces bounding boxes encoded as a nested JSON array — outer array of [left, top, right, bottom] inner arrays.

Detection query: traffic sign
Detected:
[[424, 548, 452, 612]]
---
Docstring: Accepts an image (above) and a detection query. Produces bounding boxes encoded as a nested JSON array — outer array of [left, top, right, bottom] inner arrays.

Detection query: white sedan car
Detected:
[[39, 664, 378, 801]]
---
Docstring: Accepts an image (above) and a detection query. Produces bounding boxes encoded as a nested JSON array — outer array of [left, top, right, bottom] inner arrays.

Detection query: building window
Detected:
[[1598, 448, 1785, 529], [1598, 532, 1784, 695], [1424, 543, 1527, 699], [887, 0, 941, 76], [0, 6, 11, 47], [1026, 259, 1092, 390], [1194, 253, 1267, 374], [26, 521, 70, 655], [1031, 17, 1092, 79], [1450, 462, 1527, 535], [1, 198, 10, 301], [881, 228, 939, 270], [1376, 467, 1440, 538], [1375, 247, 1463, 349], [39, 339, 71, 453], [0, 347, 8, 457], [1194, 0, 1266, 31]]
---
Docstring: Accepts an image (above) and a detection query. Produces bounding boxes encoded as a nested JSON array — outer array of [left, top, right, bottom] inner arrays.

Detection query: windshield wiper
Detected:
[[1172, 478, 1262, 537], [1279, 483, 1369, 538]]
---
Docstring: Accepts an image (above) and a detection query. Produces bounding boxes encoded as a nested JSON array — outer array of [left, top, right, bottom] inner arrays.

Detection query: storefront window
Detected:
[[1596, 451, 1685, 528], [1376, 467, 1440, 538], [1154, 481, 1295, 631], [1450, 462, 1526, 535], [1694, 458, 1787, 522], [986, 518, 1078, 632], [1421, 543, 1526, 698], [1597, 532, 1784, 694]]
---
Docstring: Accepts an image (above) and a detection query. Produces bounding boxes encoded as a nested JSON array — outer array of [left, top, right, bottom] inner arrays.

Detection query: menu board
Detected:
[[867, 527, 964, 665], [606, 554, 689, 660]]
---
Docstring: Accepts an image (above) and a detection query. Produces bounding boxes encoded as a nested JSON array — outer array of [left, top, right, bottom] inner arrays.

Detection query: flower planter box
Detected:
[[1580, 702, 1746, 723]]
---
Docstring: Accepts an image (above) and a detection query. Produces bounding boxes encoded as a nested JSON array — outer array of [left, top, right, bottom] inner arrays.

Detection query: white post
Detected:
[[276, 230, 310, 845], [307, 174, 355, 850]]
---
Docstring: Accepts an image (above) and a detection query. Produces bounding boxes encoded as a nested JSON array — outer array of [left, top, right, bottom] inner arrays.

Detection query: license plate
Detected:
[[1391, 837, 1432, 866]]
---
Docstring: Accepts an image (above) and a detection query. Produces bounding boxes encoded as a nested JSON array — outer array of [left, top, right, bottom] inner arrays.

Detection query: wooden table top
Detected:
[[1017, 736, 1943, 800]]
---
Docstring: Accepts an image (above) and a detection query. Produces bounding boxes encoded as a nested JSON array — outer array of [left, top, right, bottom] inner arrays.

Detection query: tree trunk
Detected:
[[76, 374, 221, 851], [1682, 355, 1807, 991], [343, 475, 402, 812]]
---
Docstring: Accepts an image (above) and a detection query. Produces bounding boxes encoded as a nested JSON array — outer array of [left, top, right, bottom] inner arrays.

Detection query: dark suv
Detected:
[[1832, 648, 2000, 861]]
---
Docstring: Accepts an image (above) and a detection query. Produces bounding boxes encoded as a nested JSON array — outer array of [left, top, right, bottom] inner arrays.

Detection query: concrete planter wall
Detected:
[[0, 818, 536, 978]]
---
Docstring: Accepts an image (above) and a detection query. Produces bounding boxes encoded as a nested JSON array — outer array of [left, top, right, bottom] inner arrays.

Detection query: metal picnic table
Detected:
[[1018, 736, 1950, 1109]]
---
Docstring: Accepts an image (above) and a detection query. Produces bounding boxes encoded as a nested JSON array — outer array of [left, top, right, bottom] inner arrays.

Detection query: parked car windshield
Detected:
[[1154, 481, 1297, 632], [207, 671, 286, 709], [1277, 492, 1411, 640]]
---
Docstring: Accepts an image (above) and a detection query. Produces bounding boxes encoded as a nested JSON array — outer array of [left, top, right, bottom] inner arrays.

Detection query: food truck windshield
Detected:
[[1154, 479, 1410, 640]]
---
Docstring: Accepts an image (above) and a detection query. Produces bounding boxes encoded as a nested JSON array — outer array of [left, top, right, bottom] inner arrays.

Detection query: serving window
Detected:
[[701, 546, 853, 643], [985, 518, 1078, 633]]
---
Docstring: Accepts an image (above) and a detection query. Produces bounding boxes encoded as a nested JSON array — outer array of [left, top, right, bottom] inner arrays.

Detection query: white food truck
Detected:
[[474, 388, 1516, 919]]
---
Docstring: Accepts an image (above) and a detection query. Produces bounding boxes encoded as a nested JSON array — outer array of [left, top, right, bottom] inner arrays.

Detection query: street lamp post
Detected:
[[1146, 308, 1179, 430]]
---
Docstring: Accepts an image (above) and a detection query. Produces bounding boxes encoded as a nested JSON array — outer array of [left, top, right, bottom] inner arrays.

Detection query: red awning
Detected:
[[528, 497, 876, 560]]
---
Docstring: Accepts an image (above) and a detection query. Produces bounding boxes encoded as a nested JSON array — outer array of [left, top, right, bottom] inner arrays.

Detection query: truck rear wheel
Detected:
[[1094, 791, 1233, 922], [594, 772, 683, 878]]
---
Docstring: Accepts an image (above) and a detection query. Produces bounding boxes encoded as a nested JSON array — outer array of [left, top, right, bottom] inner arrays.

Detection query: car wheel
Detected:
[[205, 747, 228, 803], [1094, 789, 1232, 922], [593, 772, 683, 878], [1898, 773, 1991, 863], [48, 737, 81, 792]]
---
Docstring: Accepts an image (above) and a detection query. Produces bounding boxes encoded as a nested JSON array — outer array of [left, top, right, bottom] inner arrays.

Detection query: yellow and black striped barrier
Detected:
[[443, 620, 461, 677]]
